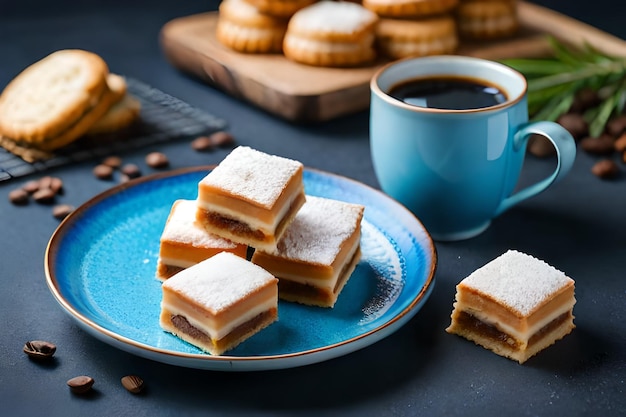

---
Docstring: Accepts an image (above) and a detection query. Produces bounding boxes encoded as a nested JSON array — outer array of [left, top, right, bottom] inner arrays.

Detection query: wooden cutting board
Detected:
[[160, 1, 626, 123]]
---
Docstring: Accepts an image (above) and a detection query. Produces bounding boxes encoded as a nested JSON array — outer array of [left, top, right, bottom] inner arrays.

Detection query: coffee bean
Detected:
[[49, 177, 64, 194], [210, 131, 235, 147], [121, 375, 145, 394], [52, 204, 74, 220], [528, 134, 555, 157], [23, 340, 56, 360], [9, 188, 29, 205], [22, 180, 40, 194], [67, 375, 95, 395], [606, 114, 626, 138], [145, 152, 169, 169], [614, 133, 626, 153], [580, 134, 615, 155], [191, 136, 214, 152], [102, 155, 123, 169], [557, 113, 588, 140], [32, 187, 56, 204], [121, 163, 141, 179], [591, 159, 619, 179], [93, 164, 114, 180], [570, 88, 600, 113], [38, 176, 54, 190]]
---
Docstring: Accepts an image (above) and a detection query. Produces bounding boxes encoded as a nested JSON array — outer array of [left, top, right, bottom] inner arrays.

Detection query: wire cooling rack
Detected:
[[0, 77, 227, 182]]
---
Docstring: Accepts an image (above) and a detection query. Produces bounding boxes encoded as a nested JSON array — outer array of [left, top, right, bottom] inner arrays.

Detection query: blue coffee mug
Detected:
[[370, 55, 576, 241]]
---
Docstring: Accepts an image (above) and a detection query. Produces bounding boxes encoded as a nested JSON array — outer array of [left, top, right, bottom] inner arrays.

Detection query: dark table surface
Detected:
[[1, 1, 624, 416]]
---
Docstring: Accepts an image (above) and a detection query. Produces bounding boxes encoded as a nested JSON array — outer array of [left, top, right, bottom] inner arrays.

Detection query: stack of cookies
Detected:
[[363, 0, 460, 59], [0, 49, 141, 162], [455, 0, 519, 40], [215, 0, 520, 66]]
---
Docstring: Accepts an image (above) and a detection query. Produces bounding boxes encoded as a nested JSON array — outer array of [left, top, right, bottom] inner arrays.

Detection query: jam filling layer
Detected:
[[171, 308, 277, 352], [456, 310, 572, 350]]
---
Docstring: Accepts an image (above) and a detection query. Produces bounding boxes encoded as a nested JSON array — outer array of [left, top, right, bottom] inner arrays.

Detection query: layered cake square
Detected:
[[446, 250, 576, 364], [251, 195, 364, 308], [196, 146, 306, 252], [160, 252, 278, 355], [155, 199, 247, 281]]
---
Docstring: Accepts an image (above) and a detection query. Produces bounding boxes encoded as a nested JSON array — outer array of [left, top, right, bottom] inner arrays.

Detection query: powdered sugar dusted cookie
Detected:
[[456, 0, 519, 40], [283, 1, 379, 67], [375, 15, 458, 59]]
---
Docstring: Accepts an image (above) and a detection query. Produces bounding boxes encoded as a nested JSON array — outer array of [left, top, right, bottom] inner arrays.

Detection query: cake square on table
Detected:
[[155, 199, 247, 281], [196, 146, 306, 252], [251, 195, 365, 308], [446, 250, 576, 364], [160, 252, 278, 355]]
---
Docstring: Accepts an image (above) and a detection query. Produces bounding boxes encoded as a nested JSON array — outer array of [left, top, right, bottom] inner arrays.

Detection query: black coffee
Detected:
[[389, 76, 507, 110]]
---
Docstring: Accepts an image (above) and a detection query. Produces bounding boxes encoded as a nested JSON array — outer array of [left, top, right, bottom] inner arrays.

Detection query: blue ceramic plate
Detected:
[[45, 167, 436, 371]]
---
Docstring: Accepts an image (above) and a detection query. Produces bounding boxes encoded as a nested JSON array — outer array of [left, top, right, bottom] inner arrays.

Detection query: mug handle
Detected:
[[495, 121, 576, 215]]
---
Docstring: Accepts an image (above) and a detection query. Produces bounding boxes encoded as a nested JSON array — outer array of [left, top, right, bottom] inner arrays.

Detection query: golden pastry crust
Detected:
[[456, 0, 519, 40], [362, 0, 459, 18], [0, 49, 109, 143], [375, 15, 458, 59], [217, 0, 289, 53], [243, 0, 318, 18], [86, 93, 141, 136], [36, 75, 118, 151]]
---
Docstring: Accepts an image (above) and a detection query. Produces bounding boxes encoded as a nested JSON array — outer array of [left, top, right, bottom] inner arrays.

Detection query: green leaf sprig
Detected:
[[502, 37, 626, 138]]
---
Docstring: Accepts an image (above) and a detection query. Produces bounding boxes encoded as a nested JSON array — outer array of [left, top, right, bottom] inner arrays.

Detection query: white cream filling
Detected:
[[162, 297, 276, 341], [197, 185, 304, 234], [158, 256, 196, 269]]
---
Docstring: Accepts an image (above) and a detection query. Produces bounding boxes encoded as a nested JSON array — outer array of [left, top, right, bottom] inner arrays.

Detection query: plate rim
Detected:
[[44, 166, 437, 371]]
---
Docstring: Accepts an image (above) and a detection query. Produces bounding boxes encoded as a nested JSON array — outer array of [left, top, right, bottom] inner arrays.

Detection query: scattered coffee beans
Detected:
[[121, 163, 141, 179], [527, 135, 555, 157], [52, 204, 75, 220], [145, 152, 169, 169], [210, 131, 235, 147], [22, 179, 40, 194], [591, 159, 619, 179], [93, 164, 114, 180], [121, 375, 145, 394], [557, 113, 588, 140], [8, 188, 29, 205], [67, 375, 95, 395], [23, 340, 56, 360], [606, 114, 626, 137], [32, 187, 56, 204], [614, 133, 626, 152], [191, 136, 214, 152], [580, 134, 615, 155], [101, 155, 123, 169]]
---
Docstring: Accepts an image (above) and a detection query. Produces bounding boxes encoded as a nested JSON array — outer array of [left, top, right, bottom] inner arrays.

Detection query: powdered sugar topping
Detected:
[[162, 252, 276, 312], [200, 146, 302, 208], [270, 195, 364, 265], [461, 250, 574, 316], [290, 1, 378, 34]]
